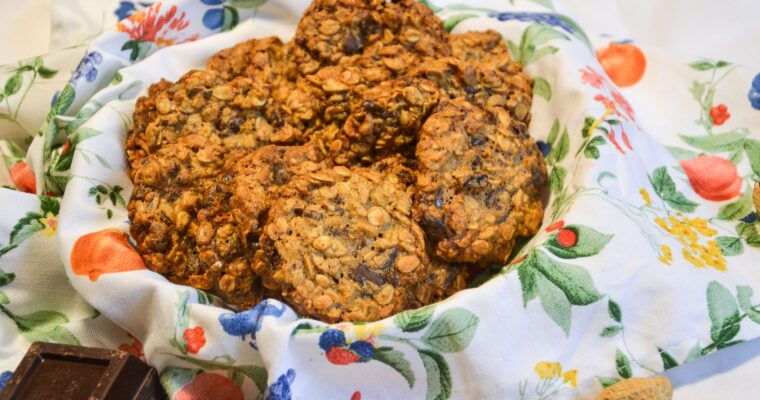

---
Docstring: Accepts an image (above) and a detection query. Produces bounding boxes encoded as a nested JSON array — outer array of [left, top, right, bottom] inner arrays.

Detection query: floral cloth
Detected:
[[1, 0, 759, 399]]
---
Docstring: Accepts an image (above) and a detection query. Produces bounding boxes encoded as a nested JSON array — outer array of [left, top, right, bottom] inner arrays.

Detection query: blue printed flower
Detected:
[[0, 370, 12, 391], [318, 329, 347, 351], [536, 140, 551, 157], [749, 73, 760, 110], [113, 1, 151, 20], [488, 12, 574, 33], [264, 368, 295, 400], [70, 51, 103, 84], [202, 0, 227, 30], [50, 90, 61, 108], [218, 300, 286, 349], [348, 341, 375, 362]]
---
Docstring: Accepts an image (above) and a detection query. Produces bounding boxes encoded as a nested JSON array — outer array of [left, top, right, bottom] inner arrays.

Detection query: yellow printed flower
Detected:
[[640, 188, 652, 207], [534, 361, 562, 380], [658, 245, 673, 265], [562, 369, 577, 388], [654, 215, 725, 271], [39, 212, 57, 237], [352, 322, 385, 341]]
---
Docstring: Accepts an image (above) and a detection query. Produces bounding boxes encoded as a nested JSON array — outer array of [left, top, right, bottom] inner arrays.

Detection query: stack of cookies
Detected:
[[126, 0, 547, 323]]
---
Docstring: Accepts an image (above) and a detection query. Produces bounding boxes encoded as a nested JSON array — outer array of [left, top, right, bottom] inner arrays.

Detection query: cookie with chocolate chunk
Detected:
[[207, 36, 289, 82], [231, 142, 332, 246], [128, 134, 263, 308], [414, 98, 546, 265], [254, 163, 432, 322], [337, 77, 440, 164]]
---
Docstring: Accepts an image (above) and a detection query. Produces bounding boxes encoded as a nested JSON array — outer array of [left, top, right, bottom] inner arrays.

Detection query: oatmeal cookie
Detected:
[[207, 36, 289, 82], [448, 30, 524, 75], [334, 78, 439, 164], [231, 142, 333, 246], [128, 134, 263, 307], [126, 70, 296, 171], [254, 164, 431, 322], [414, 98, 547, 265], [410, 57, 533, 125]]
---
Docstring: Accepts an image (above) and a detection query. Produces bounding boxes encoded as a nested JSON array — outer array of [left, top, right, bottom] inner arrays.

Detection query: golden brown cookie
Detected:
[[128, 134, 263, 308], [254, 163, 432, 322], [410, 57, 533, 126], [414, 98, 547, 265], [231, 142, 333, 246], [336, 77, 440, 165], [207, 36, 289, 82], [126, 70, 296, 172]]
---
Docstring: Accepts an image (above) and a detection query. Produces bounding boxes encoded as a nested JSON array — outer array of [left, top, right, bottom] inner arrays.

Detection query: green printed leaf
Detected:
[[597, 376, 620, 388], [608, 299, 622, 323], [419, 349, 452, 400], [373, 347, 415, 388], [716, 236, 743, 257], [581, 116, 594, 138], [657, 347, 679, 370], [555, 15, 591, 50], [122, 40, 152, 62], [648, 167, 698, 213], [583, 136, 606, 159], [527, 45, 559, 65], [744, 139, 760, 177], [228, 0, 267, 7], [679, 131, 748, 153], [39, 196, 60, 216], [684, 343, 703, 363], [536, 273, 571, 335], [4, 73, 22, 97], [718, 196, 753, 221], [37, 66, 58, 79], [14, 310, 68, 331], [737, 222, 760, 248], [547, 119, 560, 145], [0, 291, 8, 304], [518, 260, 538, 306], [22, 325, 80, 345], [550, 128, 570, 164], [526, 23, 568, 47], [707, 281, 741, 344], [65, 106, 100, 135], [715, 61, 730, 68], [717, 339, 744, 350], [600, 325, 622, 337], [421, 308, 479, 353], [736, 286, 760, 325], [53, 84, 75, 115], [549, 166, 566, 193], [235, 365, 267, 393], [229, 370, 244, 387], [221, 6, 240, 32], [527, 0, 554, 9], [532, 249, 602, 305], [688, 61, 714, 71], [615, 349, 632, 379], [443, 14, 477, 33], [545, 224, 613, 259], [532, 77, 551, 101], [160, 366, 199, 398], [0, 269, 16, 287], [394, 305, 435, 333], [2, 212, 45, 255], [665, 146, 698, 161]]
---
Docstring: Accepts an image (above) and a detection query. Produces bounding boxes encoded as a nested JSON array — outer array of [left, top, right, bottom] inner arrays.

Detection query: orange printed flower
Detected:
[[596, 42, 647, 87], [10, 162, 36, 194], [709, 104, 730, 126], [117, 2, 199, 60], [118, 332, 145, 359], [71, 228, 146, 281], [680, 155, 742, 201]]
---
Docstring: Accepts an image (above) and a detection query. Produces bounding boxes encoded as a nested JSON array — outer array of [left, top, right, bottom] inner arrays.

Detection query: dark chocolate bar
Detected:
[[0, 342, 166, 400]]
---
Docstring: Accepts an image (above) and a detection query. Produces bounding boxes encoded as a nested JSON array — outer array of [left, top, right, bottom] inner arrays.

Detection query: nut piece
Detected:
[[598, 377, 673, 400]]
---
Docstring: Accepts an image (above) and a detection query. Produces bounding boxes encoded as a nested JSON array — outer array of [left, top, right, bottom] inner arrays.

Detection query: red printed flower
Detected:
[[709, 104, 730, 126], [175, 373, 243, 400], [183, 326, 206, 354], [611, 89, 635, 122], [61, 140, 71, 156], [556, 228, 578, 248], [510, 255, 526, 265], [545, 220, 565, 233], [681, 155, 742, 201], [10, 162, 36, 194], [116, 3, 199, 50], [118, 332, 145, 359], [351, 392, 362, 400], [326, 347, 361, 365], [580, 66, 604, 88]]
